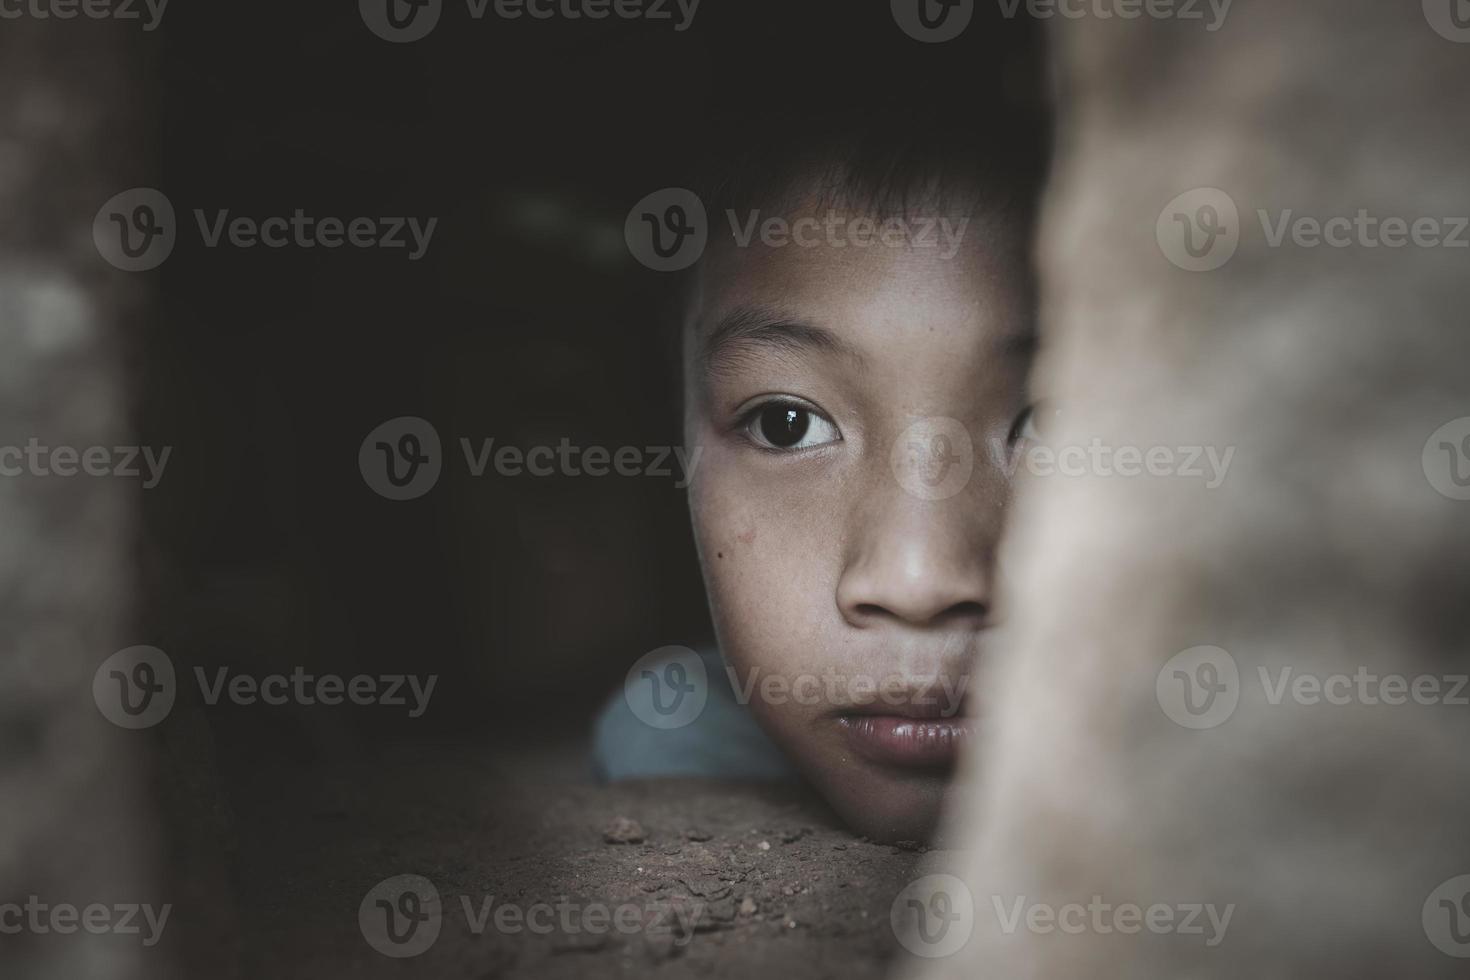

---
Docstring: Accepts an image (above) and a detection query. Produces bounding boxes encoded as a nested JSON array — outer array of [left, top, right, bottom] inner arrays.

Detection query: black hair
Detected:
[[651, 1, 1053, 387]]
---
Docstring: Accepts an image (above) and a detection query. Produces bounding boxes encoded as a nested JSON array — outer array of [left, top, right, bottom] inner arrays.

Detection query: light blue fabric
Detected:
[[592, 647, 797, 781]]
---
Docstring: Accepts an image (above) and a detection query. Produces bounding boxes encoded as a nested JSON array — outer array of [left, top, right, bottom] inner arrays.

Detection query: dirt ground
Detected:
[[224, 736, 926, 979]]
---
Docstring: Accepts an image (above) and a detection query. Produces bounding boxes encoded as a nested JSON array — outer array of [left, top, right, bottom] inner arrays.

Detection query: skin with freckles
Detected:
[[682, 179, 1037, 842]]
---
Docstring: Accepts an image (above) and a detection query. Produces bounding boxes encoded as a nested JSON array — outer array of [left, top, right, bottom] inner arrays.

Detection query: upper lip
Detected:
[[835, 688, 969, 721]]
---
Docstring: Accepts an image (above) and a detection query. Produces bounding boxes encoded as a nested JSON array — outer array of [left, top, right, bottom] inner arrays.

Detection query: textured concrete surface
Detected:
[[223, 739, 921, 979], [908, 2, 1470, 978], [0, 17, 171, 980]]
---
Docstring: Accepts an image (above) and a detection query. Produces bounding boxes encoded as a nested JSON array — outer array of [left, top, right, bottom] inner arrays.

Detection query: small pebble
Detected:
[[603, 816, 646, 844], [756, 840, 771, 851]]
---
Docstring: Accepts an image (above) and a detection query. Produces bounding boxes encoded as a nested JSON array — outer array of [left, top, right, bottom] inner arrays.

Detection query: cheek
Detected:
[[689, 450, 842, 681]]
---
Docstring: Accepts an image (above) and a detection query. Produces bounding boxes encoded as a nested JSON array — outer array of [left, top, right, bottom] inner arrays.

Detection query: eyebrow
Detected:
[[698, 305, 864, 379], [996, 330, 1039, 358]]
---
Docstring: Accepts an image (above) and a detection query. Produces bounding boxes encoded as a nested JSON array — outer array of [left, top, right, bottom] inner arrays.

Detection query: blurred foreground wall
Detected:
[[0, 18, 179, 980], [908, 1, 1470, 976]]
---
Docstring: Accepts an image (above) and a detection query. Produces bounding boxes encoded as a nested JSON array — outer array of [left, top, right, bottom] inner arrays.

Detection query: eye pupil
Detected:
[[759, 404, 810, 448]]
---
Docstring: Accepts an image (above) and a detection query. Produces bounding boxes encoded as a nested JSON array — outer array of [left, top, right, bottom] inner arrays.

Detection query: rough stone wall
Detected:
[[0, 18, 176, 980], [906, 1, 1470, 976]]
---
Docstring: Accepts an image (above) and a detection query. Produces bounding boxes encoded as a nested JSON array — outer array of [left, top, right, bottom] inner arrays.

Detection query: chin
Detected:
[[779, 742, 956, 843], [751, 702, 974, 843], [828, 769, 954, 843]]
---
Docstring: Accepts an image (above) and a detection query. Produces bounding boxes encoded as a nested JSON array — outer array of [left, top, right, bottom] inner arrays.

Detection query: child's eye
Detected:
[[1008, 401, 1059, 446], [743, 400, 842, 451]]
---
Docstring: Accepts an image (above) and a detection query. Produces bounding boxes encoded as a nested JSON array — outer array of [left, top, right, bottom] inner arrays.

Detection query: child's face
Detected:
[[683, 184, 1035, 842]]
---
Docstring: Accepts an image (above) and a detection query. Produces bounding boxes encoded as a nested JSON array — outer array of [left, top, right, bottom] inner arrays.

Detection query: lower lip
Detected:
[[837, 715, 973, 769]]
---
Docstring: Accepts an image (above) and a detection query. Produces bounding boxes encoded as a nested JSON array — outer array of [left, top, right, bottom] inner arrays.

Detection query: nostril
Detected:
[[932, 601, 990, 630], [941, 600, 989, 623], [851, 599, 989, 626]]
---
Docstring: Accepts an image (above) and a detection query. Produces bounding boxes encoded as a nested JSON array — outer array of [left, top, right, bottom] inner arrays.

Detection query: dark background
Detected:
[[4, 3, 1048, 976], [128, 9, 1040, 968], [141, 0, 1045, 750]]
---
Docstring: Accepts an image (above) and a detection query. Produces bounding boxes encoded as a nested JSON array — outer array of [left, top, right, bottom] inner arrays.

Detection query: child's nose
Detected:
[[835, 497, 998, 630]]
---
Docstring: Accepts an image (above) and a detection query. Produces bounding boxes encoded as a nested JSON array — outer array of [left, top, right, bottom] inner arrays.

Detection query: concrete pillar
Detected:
[[905, 2, 1470, 975]]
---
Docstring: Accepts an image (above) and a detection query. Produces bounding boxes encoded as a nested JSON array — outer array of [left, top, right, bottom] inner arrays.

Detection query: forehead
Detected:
[[687, 196, 1034, 372]]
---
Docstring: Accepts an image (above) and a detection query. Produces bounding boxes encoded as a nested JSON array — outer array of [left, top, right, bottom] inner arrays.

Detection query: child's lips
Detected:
[[836, 714, 974, 770]]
